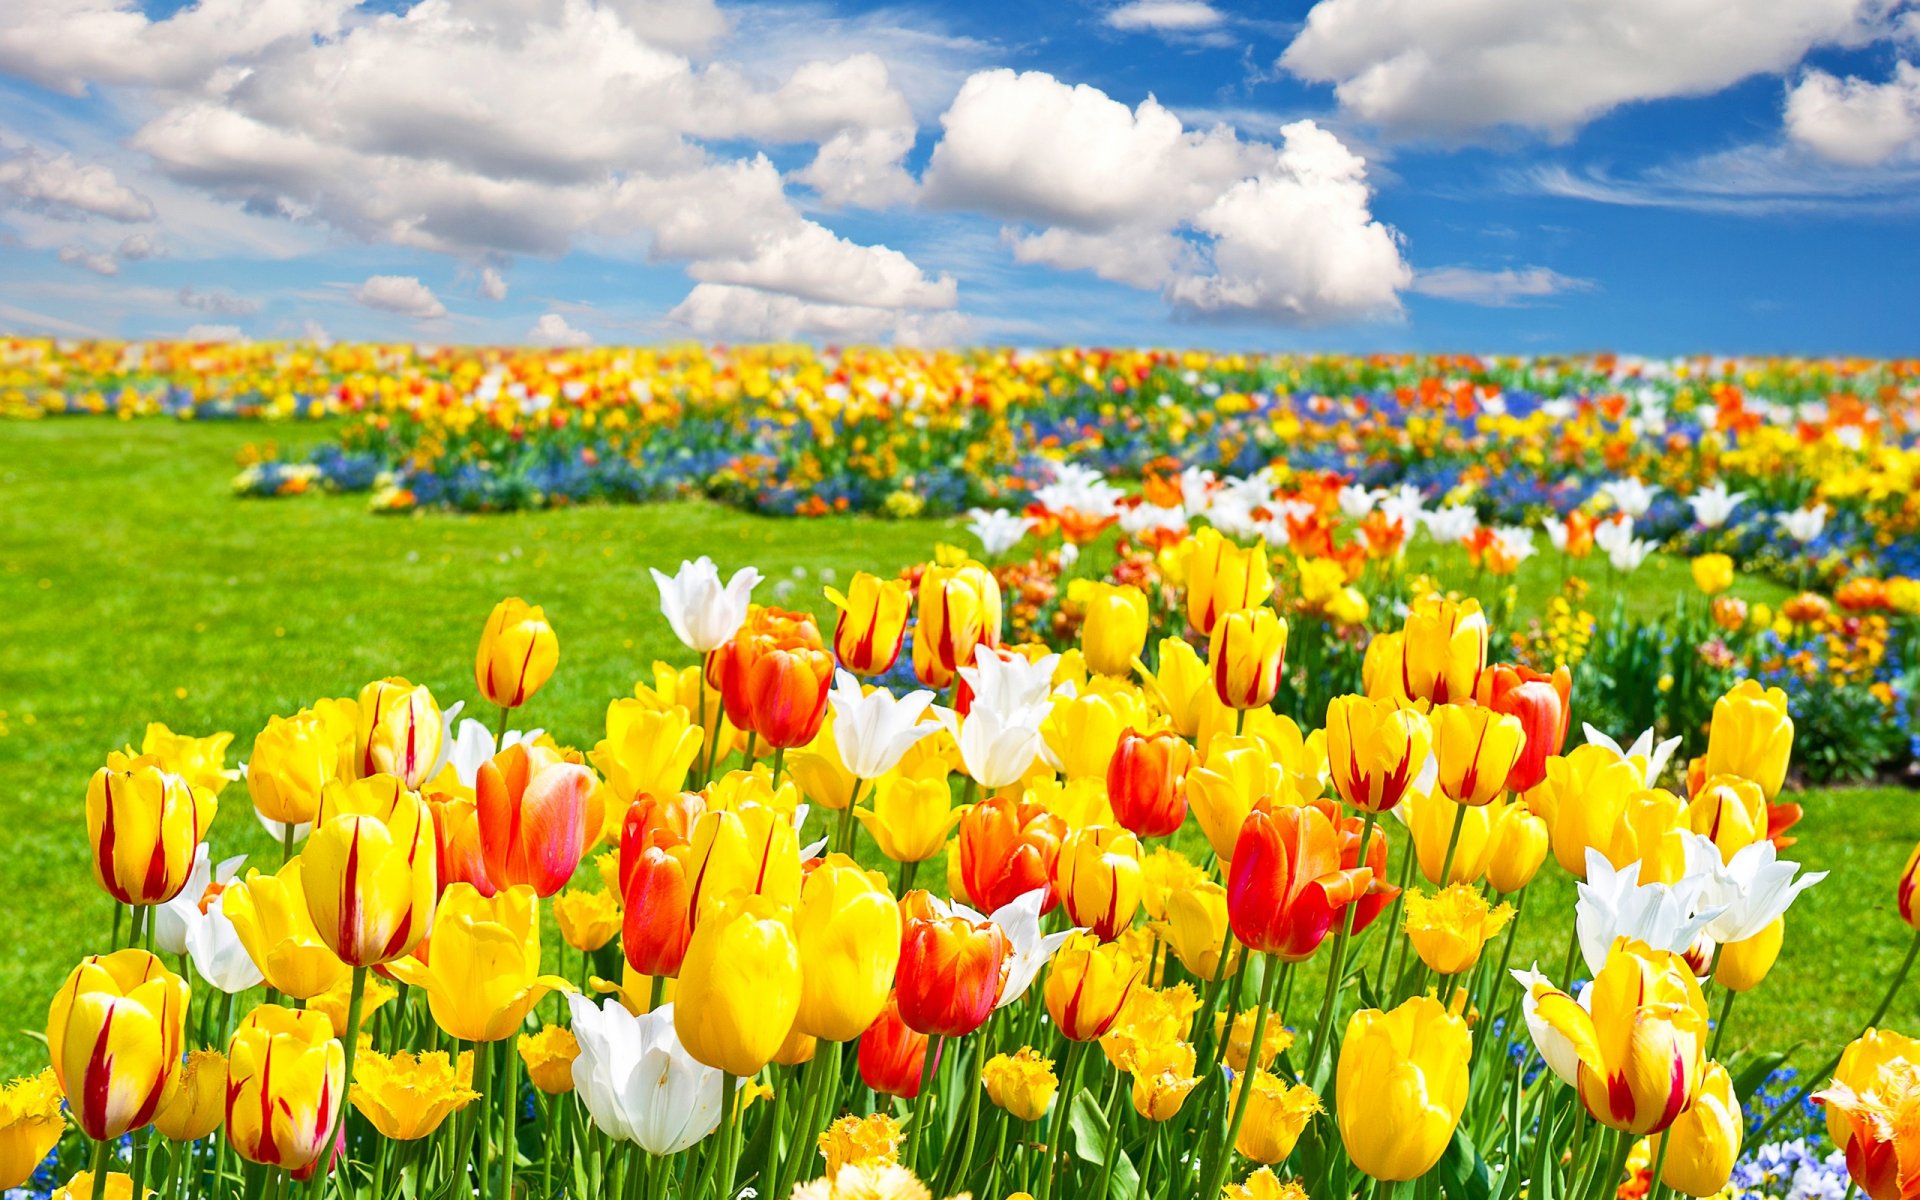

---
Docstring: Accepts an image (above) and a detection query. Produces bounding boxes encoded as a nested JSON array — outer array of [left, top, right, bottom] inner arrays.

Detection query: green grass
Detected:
[[0, 419, 1914, 1081]]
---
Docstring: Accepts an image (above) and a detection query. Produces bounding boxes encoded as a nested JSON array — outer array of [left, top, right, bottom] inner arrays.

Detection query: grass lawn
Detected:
[[1, 418, 1914, 1079]]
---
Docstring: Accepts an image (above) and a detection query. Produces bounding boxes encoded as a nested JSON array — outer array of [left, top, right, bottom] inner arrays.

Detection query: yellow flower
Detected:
[[816, 1112, 905, 1176], [350, 1047, 479, 1140], [793, 854, 901, 1043], [1152, 882, 1241, 981], [1429, 703, 1525, 807], [308, 972, 396, 1040], [1685, 774, 1769, 863], [475, 597, 559, 709], [1187, 736, 1287, 865], [46, 949, 188, 1141], [1690, 554, 1734, 596], [1403, 789, 1497, 886], [304, 774, 437, 967], [1485, 802, 1550, 893], [518, 1025, 580, 1095], [1222, 1167, 1310, 1200], [554, 888, 623, 953], [1402, 886, 1514, 975], [1208, 607, 1288, 711], [590, 701, 703, 809], [1337, 996, 1471, 1180], [222, 859, 350, 1000], [1214, 1005, 1295, 1074], [1079, 582, 1150, 677], [982, 1047, 1057, 1121], [1650, 1060, 1742, 1198], [1324, 695, 1431, 814], [1713, 917, 1784, 993], [86, 751, 217, 906], [855, 768, 963, 864], [1701, 680, 1793, 799], [1129, 1040, 1199, 1121], [792, 1162, 934, 1200], [1054, 825, 1143, 942], [675, 893, 802, 1076], [247, 710, 339, 826], [52, 1171, 151, 1200], [1100, 983, 1200, 1071], [352, 678, 444, 788], [1227, 1070, 1321, 1164], [387, 883, 574, 1042], [224, 1005, 345, 1170], [1184, 528, 1274, 637], [136, 723, 238, 797], [0, 1069, 65, 1190], [152, 1050, 226, 1142], [1045, 933, 1146, 1042], [789, 718, 857, 812], [1133, 636, 1211, 738]]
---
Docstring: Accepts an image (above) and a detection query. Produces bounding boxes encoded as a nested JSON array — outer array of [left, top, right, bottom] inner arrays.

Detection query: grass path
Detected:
[[0, 419, 1912, 1077]]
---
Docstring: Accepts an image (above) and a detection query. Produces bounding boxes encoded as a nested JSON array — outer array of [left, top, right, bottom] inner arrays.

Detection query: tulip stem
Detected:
[[898, 858, 918, 895], [281, 821, 296, 866], [838, 778, 864, 858], [470, 1031, 494, 1200], [88, 1134, 110, 1197], [1646, 1125, 1674, 1200], [771, 746, 786, 787], [1437, 801, 1469, 887], [495, 702, 511, 743], [1311, 810, 1379, 1074], [499, 1037, 518, 1200], [1378, 841, 1418, 989], [907, 1036, 944, 1174], [311, 964, 366, 1200], [1708, 984, 1737, 1061], [716, 1071, 741, 1200], [1199, 953, 1281, 1200], [1039, 1037, 1086, 1200]]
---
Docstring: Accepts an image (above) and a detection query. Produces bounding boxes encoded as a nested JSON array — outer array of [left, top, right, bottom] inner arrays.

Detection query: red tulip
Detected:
[[858, 993, 931, 1098], [1226, 805, 1373, 962], [618, 792, 705, 894], [896, 915, 1009, 1037], [475, 745, 593, 897], [1107, 729, 1195, 840], [957, 796, 1065, 914], [1476, 663, 1572, 794], [622, 843, 693, 979]]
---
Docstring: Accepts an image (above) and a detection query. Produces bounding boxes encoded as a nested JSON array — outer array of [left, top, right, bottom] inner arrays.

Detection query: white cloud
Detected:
[[0, 0, 354, 95], [793, 126, 918, 208], [117, 232, 160, 259], [57, 244, 119, 275], [1524, 145, 1920, 216], [1785, 62, 1920, 166], [527, 312, 592, 346], [178, 286, 263, 316], [1007, 227, 1194, 289], [1279, 0, 1886, 138], [1409, 265, 1596, 306], [670, 282, 971, 344], [479, 267, 509, 301], [688, 223, 956, 309], [1104, 2, 1226, 32], [181, 323, 246, 342], [353, 274, 446, 319], [0, 148, 155, 221]]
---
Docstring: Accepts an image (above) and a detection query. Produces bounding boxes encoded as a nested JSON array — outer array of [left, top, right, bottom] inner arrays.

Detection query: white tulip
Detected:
[[957, 645, 1057, 724], [1574, 848, 1725, 977], [989, 889, 1080, 1008], [187, 892, 267, 994], [650, 557, 762, 653], [1606, 536, 1654, 573], [965, 508, 1035, 558], [1423, 505, 1478, 546], [568, 996, 725, 1155], [1686, 483, 1748, 529], [826, 671, 938, 780], [1582, 723, 1682, 788], [1692, 834, 1827, 946], [937, 703, 1044, 791], [1606, 478, 1661, 518], [1593, 514, 1636, 557], [1776, 504, 1828, 544], [155, 845, 247, 956], [1336, 484, 1376, 518]]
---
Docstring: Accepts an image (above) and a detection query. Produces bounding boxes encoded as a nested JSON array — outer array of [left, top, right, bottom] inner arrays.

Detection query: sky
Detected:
[[1, 0, 1917, 352]]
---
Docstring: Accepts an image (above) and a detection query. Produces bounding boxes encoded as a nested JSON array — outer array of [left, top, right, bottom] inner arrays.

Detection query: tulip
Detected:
[[855, 769, 964, 864], [568, 995, 725, 1153], [1184, 528, 1273, 637], [1129, 1041, 1199, 1121], [896, 914, 1009, 1038], [1690, 554, 1735, 596], [1901, 840, 1918, 930], [824, 672, 940, 780], [1208, 607, 1287, 710], [982, 1047, 1057, 1121], [350, 1048, 479, 1140], [684, 803, 802, 924], [224, 1005, 344, 1171], [1044, 933, 1143, 1041], [589, 702, 703, 810], [46, 949, 188, 1141], [86, 752, 216, 907], [1187, 735, 1287, 864], [1038, 687, 1147, 781], [475, 746, 593, 896], [474, 597, 559, 709], [857, 995, 929, 1099], [1325, 695, 1431, 815], [222, 860, 350, 999], [1404, 790, 1496, 886], [748, 640, 835, 751], [518, 1025, 579, 1095], [1817, 1028, 1920, 1200], [1484, 803, 1550, 893], [135, 724, 238, 798], [1381, 595, 1488, 706], [651, 557, 761, 654], [1701, 680, 1793, 799], [1213, 1005, 1294, 1074], [1712, 916, 1783, 992], [1531, 743, 1645, 878], [247, 712, 338, 828], [152, 1049, 225, 1142], [553, 888, 621, 953], [1229, 1070, 1321, 1164], [620, 841, 693, 979], [1053, 826, 1143, 942], [1402, 885, 1514, 975], [1475, 663, 1572, 793], [1429, 703, 1525, 807], [353, 678, 447, 789], [1078, 582, 1150, 677], [304, 776, 436, 967], [913, 562, 1002, 688], [387, 884, 573, 1042], [1685, 773, 1769, 863], [956, 796, 1064, 915], [1226, 806, 1372, 962], [674, 894, 802, 1076], [1652, 1060, 1742, 1197], [0, 1069, 64, 1190], [308, 973, 395, 1041], [794, 855, 901, 1042], [1107, 729, 1194, 839], [825, 572, 912, 675], [1336, 996, 1471, 1181], [1152, 881, 1240, 980], [1134, 636, 1212, 737], [1515, 942, 1708, 1133]]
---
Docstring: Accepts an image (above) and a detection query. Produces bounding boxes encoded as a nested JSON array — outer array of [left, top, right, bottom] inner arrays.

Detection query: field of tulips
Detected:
[[4, 404, 1919, 1200]]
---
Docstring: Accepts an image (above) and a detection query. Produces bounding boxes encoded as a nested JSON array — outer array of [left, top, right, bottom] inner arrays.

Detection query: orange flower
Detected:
[[1106, 729, 1194, 840], [621, 842, 693, 979], [957, 796, 1066, 914], [475, 745, 594, 898], [895, 915, 1009, 1037], [1474, 663, 1572, 794], [857, 993, 929, 1098], [710, 607, 833, 748], [1226, 806, 1372, 962]]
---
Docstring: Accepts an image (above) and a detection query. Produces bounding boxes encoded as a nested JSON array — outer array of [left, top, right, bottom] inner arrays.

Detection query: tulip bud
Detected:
[[1392, 596, 1489, 706], [1325, 695, 1431, 815], [1043, 933, 1143, 1041], [1107, 730, 1194, 840], [47, 949, 188, 1140], [352, 678, 444, 788], [622, 843, 692, 978], [674, 894, 802, 1076], [224, 1006, 344, 1171], [87, 753, 216, 907], [1651, 1061, 1742, 1198], [1079, 583, 1150, 677], [1208, 607, 1287, 710], [1686, 774, 1769, 863], [1337, 996, 1470, 1181], [982, 1047, 1057, 1121], [474, 597, 559, 709], [897, 915, 1008, 1038], [1430, 703, 1526, 807], [826, 572, 912, 676], [1053, 826, 1143, 942], [956, 796, 1064, 915], [857, 994, 929, 1099], [793, 855, 901, 1043], [1484, 803, 1550, 894], [1184, 528, 1273, 638], [153, 1049, 226, 1142], [304, 776, 437, 967], [1690, 554, 1735, 597], [854, 770, 964, 865], [747, 645, 835, 750], [1702, 680, 1793, 799], [1712, 917, 1784, 993], [476, 747, 593, 897], [1901, 840, 1919, 931], [248, 712, 338, 828]]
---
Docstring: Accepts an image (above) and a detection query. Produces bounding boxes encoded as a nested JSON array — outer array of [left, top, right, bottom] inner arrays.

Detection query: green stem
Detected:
[[498, 1037, 518, 1200], [837, 778, 864, 858], [89, 1133, 111, 1196], [1200, 954, 1280, 1200], [308, 965, 366, 1200], [1311, 809, 1378, 1072], [1708, 983, 1737, 1062], [281, 820, 296, 866], [1647, 1124, 1674, 1200], [1037, 1038, 1086, 1200], [471, 1033, 495, 1200]]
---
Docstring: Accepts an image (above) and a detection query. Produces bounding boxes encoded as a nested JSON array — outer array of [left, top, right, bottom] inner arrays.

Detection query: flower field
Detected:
[[1, 359, 1918, 1200]]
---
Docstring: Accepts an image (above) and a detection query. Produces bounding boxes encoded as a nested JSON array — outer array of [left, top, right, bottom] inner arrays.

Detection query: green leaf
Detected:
[[1437, 1125, 1494, 1200], [1069, 1090, 1141, 1200]]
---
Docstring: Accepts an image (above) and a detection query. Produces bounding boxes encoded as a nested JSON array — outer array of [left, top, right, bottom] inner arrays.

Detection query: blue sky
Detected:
[[1, 0, 1917, 351]]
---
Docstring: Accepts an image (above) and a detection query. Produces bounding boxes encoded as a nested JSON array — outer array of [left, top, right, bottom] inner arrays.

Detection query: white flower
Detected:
[[1423, 505, 1478, 546], [826, 671, 938, 780], [1336, 484, 1376, 518], [1377, 484, 1426, 528], [1031, 470, 1123, 525], [1178, 468, 1216, 513], [1593, 514, 1636, 557], [447, 718, 546, 788], [1574, 848, 1725, 977], [650, 557, 762, 653], [1543, 516, 1575, 553], [988, 889, 1079, 1008], [156, 845, 247, 956], [1776, 504, 1828, 544], [568, 995, 725, 1155], [1582, 723, 1682, 788], [1057, 543, 1080, 569], [187, 891, 267, 994], [1494, 526, 1538, 564], [937, 704, 1043, 791], [966, 508, 1034, 557], [1605, 478, 1661, 518], [958, 645, 1058, 723], [1686, 483, 1748, 529], [1606, 536, 1654, 573], [1692, 834, 1827, 945], [1119, 503, 1187, 538]]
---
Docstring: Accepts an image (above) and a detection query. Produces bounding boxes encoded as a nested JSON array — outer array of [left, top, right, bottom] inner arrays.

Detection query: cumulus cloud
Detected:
[[57, 244, 119, 275], [353, 274, 446, 319], [527, 312, 592, 346], [1409, 265, 1596, 306], [924, 70, 1410, 324], [0, 0, 354, 95], [479, 267, 509, 301], [1786, 62, 1920, 166], [1104, 2, 1226, 32], [670, 282, 971, 344], [178, 286, 263, 316], [117, 232, 161, 259], [0, 149, 155, 221], [1279, 0, 1886, 138]]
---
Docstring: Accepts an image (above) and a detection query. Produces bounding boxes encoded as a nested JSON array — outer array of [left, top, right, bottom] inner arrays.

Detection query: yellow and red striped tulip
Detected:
[[304, 775, 436, 966], [913, 562, 1002, 689], [474, 597, 559, 709], [1053, 825, 1143, 942], [1208, 607, 1287, 711], [352, 678, 444, 788], [1429, 703, 1525, 807], [1183, 528, 1273, 638], [1044, 933, 1144, 1042], [224, 1006, 343, 1171], [46, 950, 187, 1141], [825, 572, 912, 676], [1325, 694, 1431, 815], [86, 753, 215, 907]]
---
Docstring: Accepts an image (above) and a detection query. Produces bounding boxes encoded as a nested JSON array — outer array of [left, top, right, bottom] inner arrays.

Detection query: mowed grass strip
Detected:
[[0, 419, 1911, 1077]]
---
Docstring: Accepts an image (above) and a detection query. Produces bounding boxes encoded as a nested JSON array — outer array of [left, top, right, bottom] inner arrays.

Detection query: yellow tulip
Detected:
[[0, 1069, 65, 1190], [47, 949, 187, 1141], [1713, 917, 1784, 993], [350, 1047, 478, 1140], [135, 723, 238, 797], [1530, 744, 1644, 878], [1242, 711, 1328, 802], [1208, 607, 1287, 710], [788, 718, 857, 812], [816, 1112, 905, 1176], [1701, 680, 1793, 799], [1484, 803, 1550, 893], [1404, 790, 1497, 886], [247, 711, 339, 827], [684, 803, 802, 925], [1183, 528, 1274, 637], [1336, 996, 1471, 1181], [1214, 1006, 1294, 1074], [1223, 1167, 1309, 1200], [590, 701, 703, 807], [1151, 881, 1241, 981], [1325, 694, 1432, 814], [1040, 686, 1150, 781], [1651, 1060, 1742, 1197], [475, 597, 559, 709], [223, 1006, 344, 1170], [387, 884, 574, 1042], [518, 1025, 579, 1095], [553, 888, 622, 953], [793, 854, 900, 1042], [1187, 735, 1287, 864], [152, 1049, 225, 1142], [1128, 1041, 1199, 1121], [1054, 825, 1143, 942], [1138, 847, 1206, 922], [1044, 933, 1144, 1042], [1690, 554, 1734, 597], [982, 1047, 1057, 1121], [1429, 703, 1525, 807], [303, 775, 436, 967], [634, 662, 736, 765], [1079, 582, 1150, 677], [674, 894, 802, 1076], [222, 860, 350, 1000], [1608, 788, 1691, 883], [86, 752, 216, 906], [1402, 885, 1514, 975], [352, 677, 444, 788], [1685, 774, 1769, 863], [1228, 1070, 1321, 1164], [1133, 636, 1212, 738], [855, 768, 964, 864], [1390, 595, 1489, 707], [51, 1170, 149, 1200], [308, 973, 396, 1041]]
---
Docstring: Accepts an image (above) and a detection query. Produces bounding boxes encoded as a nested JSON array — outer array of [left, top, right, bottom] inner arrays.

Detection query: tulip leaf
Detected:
[[1437, 1126, 1494, 1200], [1729, 1046, 1794, 1107], [1069, 1090, 1141, 1199]]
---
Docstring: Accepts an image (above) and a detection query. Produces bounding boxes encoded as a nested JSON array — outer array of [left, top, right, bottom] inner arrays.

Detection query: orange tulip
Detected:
[[857, 994, 930, 1099], [1899, 840, 1917, 931], [896, 914, 1009, 1037], [1475, 663, 1572, 794], [747, 643, 834, 750], [425, 794, 494, 898], [1107, 729, 1195, 840], [957, 796, 1065, 914], [622, 842, 693, 979], [1226, 806, 1372, 962], [475, 745, 594, 897]]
